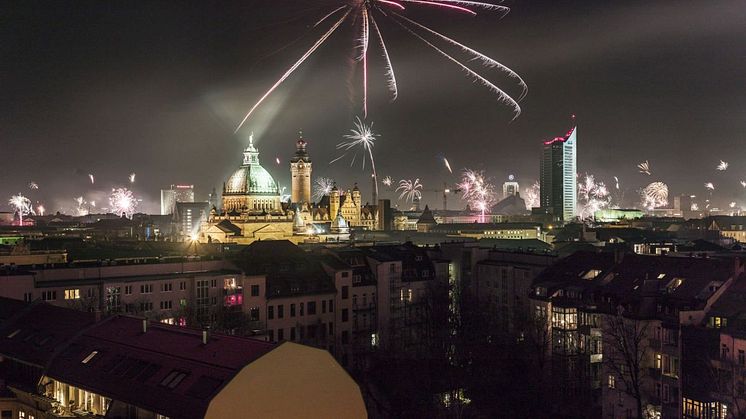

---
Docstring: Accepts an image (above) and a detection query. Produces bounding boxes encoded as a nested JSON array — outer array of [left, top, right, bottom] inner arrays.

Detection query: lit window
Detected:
[[64, 289, 80, 300], [608, 375, 615, 389], [81, 351, 98, 364]]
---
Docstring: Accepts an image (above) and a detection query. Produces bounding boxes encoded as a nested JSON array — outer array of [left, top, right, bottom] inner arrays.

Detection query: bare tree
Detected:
[[604, 309, 652, 419]]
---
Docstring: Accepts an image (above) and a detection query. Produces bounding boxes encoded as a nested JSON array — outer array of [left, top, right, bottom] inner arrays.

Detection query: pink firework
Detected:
[[458, 169, 496, 222], [235, 0, 526, 132]]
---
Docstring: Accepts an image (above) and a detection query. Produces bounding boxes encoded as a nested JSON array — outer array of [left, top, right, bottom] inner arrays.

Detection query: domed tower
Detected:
[[290, 132, 312, 205], [329, 183, 340, 220], [223, 133, 281, 213], [352, 183, 362, 208]]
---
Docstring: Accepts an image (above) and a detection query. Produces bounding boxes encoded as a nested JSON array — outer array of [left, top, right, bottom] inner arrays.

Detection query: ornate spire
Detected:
[[243, 132, 259, 165]]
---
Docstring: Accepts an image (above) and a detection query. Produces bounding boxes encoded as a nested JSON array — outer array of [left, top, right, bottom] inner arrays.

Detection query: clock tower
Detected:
[[290, 132, 312, 205]]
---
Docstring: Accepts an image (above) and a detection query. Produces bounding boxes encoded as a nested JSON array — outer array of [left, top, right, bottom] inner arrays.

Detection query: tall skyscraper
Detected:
[[160, 184, 195, 215], [290, 133, 312, 205], [539, 125, 577, 221]]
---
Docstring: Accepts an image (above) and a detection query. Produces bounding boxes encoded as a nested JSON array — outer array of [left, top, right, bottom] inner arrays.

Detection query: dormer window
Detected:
[[666, 278, 683, 292]]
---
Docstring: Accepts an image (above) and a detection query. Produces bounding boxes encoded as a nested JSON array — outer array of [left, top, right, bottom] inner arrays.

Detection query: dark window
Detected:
[[268, 329, 274, 342], [249, 307, 259, 321], [300, 303, 304, 316], [329, 299, 334, 313], [342, 331, 349, 344], [342, 309, 349, 322], [291, 304, 296, 317], [1, 411, 10, 419], [307, 301, 317, 315], [342, 286, 349, 299], [329, 322, 334, 335], [278, 328, 284, 341], [290, 327, 296, 341], [342, 271, 349, 278], [160, 370, 188, 389], [251, 285, 260, 296], [278, 304, 284, 319], [322, 300, 327, 313], [268, 306, 274, 320]]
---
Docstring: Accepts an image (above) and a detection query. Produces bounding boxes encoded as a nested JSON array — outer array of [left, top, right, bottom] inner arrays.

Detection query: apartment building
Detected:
[[0, 298, 367, 419]]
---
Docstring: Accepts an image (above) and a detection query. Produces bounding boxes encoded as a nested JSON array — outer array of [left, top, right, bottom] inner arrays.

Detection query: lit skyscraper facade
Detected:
[[160, 185, 195, 215], [539, 126, 577, 221]]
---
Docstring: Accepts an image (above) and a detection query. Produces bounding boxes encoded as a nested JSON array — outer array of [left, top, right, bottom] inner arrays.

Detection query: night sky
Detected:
[[2, 0, 745, 213]]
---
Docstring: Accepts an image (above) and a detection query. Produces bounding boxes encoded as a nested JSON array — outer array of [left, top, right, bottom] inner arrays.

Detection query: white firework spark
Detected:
[[109, 188, 137, 218], [28, 182, 39, 190], [524, 181, 540, 210], [577, 174, 611, 220], [637, 161, 651, 176], [129, 173, 136, 183], [458, 169, 496, 221], [332, 117, 380, 197], [9, 194, 34, 226], [396, 178, 423, 203], [740, 180, 746, 188], [641, 182, 669, 209], [74, 196, 90, 216], [233, 0, 525, 132], [730, 202, 737, 208], [313, 177, 336, 201], [691, 202, 699, 211], [36, 204, 45, 216], [705, 182, 715, 191], [443, 157, 453, 174], [382, 176, 393, 188], [278, 186, 291, 203], [717, 160, 729, 171], [88, 174, 95, 184]]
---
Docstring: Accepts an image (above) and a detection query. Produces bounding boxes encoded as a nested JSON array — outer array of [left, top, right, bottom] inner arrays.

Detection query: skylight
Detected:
[[6, 329, 20, 339]]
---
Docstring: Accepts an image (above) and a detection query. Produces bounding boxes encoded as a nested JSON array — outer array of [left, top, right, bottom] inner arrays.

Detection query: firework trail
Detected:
[[278, 186, 291, 203], [276, 157, 281, 165], [129, 173, 136, 183], [717, 160, 729, 171], [637, 161, 651, 176], [396, 178, 423, 203], [88, 174, 95, 184], [36, 204, 45, 216], [332, 117, 380, 197], [234, 0, 525, 132], [741, 181, 746, 188], [382, 176, 393, 188], [705, 182, 715, 191], [73, 196, 92, 216], [443, 157, 453, 174], [524, 181, 540, 210], [577, 174, 611, 220], [313, 177, 336, 201], [641, 182, 669, 209], [28, 182, 39, 190], [9, 194, 34, 226], [458, 169, 496, 221], [109, 188, 137, 218]]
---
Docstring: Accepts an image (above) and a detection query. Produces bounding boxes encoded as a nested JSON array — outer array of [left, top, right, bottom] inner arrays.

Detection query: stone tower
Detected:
[[352, 183, 362, 208], [329, 183, 340, 219], [290, 132, 312, 205]]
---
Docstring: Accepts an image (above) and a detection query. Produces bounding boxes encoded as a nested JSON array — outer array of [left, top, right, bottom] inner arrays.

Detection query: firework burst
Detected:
[[129, 173, 136, 183], [705, 182, 715, 191], [313, 177, 336, 201], [577, 174, 611, 220], [382, 176, 393, 188], [28, 182, 39, 190], [396, 178, 423, 203], [458, 169, 496, 221], [717, 160, 729, 171], [332, 117, 380, 197], [637, 160, 651, 176], [109, 188, 137, 218], [9, 194, 34, 226], [641, 182, 669, 209], [234, 0, 526, 132], [524, 181, 540, 210]]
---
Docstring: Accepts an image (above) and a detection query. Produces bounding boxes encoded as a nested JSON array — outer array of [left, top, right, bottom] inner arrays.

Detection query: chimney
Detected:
[[202, 326, 210, 345], [142, 319, 148, 334]]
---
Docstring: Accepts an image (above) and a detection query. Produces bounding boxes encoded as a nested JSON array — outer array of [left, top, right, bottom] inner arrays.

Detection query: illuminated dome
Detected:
[[224, 135, 279, 196]]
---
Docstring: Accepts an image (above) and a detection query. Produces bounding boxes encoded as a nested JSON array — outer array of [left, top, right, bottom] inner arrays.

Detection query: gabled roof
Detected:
[[47, 316, 276, 419]]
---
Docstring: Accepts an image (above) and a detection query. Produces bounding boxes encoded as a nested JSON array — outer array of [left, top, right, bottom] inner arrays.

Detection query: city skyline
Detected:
[[3, 0, 745, 213]]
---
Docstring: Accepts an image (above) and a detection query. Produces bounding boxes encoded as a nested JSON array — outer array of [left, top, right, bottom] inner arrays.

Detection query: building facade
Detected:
[[160, 184, 195, 215], [540, 125, 577, 221], [290, 135, 312, 205]]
